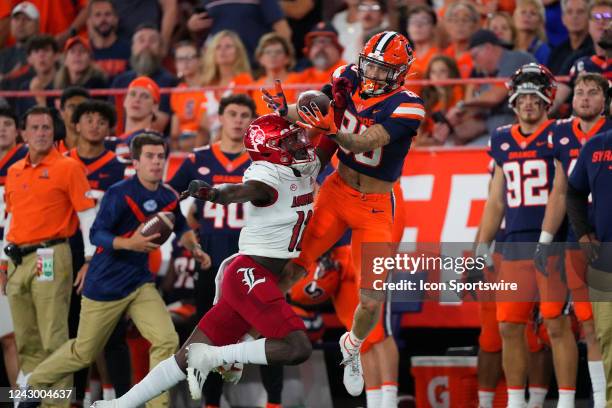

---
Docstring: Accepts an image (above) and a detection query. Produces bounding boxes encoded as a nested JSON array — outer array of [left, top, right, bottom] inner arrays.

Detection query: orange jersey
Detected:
[[0, 0, 87, 37], [5, 149, 95, 245], [443, 45, 473, 79], [293, 60, 347, 86], [251, 73, 301, 116], [170, 82, 207, 133]]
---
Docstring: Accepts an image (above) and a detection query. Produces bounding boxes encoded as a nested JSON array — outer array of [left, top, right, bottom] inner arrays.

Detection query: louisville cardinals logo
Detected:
[[238, 267, 266, 294], [247, 125, 266, 152]]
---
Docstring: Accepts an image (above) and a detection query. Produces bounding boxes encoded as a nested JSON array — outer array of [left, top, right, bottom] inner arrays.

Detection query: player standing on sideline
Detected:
[[478, 63, 578, 408], [0, 107, 28, 390], [19, 133, 209, 408], [264, 31, 424, 402], [92, 114, 322, 408], [534, 72, 611, 408]]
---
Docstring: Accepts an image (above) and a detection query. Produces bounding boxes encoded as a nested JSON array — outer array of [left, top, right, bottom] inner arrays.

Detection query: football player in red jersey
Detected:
[[478, 64, 578, 408], [264, 31, 424, 401]]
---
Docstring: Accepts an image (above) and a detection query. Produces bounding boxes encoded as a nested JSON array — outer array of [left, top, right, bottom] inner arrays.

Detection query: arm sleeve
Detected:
[[168, 154, 196, 192], [261, 0, 284, 25], [566, 183, 593, 240], [90, 189, 122, 250], [77, 207, 97, 258], [67, 162, 96, 212]]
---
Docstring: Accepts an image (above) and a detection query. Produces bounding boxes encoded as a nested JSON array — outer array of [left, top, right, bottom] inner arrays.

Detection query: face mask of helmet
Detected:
[[358, 56, 403, 98], [277, 129, 316, 170]]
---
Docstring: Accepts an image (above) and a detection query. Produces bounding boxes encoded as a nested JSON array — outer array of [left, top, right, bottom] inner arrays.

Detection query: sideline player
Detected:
[[478, 63, 578, 408], [265, 30, 424, 397], [92, 114, 324, 408], [535, 72, 611, 407]]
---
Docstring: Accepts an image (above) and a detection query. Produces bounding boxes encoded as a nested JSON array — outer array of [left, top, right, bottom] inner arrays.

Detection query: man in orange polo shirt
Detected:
[[294, 23, 346, 87], [0, 106, 96, 408]]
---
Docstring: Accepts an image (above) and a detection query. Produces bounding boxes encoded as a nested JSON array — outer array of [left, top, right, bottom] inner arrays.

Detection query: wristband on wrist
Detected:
[[539, 231, 554, 244]]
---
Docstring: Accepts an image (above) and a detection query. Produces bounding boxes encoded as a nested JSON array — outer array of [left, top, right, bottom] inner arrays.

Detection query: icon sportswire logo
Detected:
[[238, 267, 266, 293]]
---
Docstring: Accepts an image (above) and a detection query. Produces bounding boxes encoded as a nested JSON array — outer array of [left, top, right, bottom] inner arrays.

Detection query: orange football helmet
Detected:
[[358, 31, 414, 97]]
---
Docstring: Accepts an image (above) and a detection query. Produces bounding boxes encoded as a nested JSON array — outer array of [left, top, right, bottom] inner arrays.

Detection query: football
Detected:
[[297, 90, 330, 116], [141, 211, 175, 245]]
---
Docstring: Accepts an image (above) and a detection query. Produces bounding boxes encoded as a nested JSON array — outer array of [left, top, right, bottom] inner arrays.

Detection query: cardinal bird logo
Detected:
[[247, 125, 266, 152], [238, 267, 266, 294]]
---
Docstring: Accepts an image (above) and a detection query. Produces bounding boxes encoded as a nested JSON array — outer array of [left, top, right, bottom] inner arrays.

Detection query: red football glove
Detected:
[[261, 79, 288, 117], [331, 77, 352, 129], [296, 103, 338, 134]]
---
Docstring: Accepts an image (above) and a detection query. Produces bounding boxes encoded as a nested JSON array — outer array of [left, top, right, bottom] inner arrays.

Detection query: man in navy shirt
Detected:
[[567, 128, 612, 402], [24, 133, 210, 408]]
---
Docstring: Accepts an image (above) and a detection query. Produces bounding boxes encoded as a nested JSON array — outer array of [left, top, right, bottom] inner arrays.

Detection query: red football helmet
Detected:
[[358, 31, 414, 97], [507, 63, 557, 108], [244, 114, 315, 166]]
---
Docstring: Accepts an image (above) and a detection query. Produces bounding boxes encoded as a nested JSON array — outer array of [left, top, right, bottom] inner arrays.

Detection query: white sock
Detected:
[[83, 391, 92, 408], [557, 388, 575, 408], [508, 388, 526, 408], [381, 383, 398, 408], [114, 356, 185, 408], [589, 361, 606, 408], [527, 386, 547, 408], [348, 330, 364, 351], [366, 387, 382, 407], [478, 389, 495, 408], [219, 338, 268, 365], [102, 385, 116, 400], [89, 379, 102, 401]]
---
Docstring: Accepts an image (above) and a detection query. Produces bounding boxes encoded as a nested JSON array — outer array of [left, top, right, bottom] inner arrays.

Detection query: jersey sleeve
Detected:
[[242, 161, 281, 191], [568, 138, 592, 193], [168, 154, 197, 193], [488, 130, 503, 166], [331, 64, 360, 90], [381, 96, 425, 143], [90, 187, 123, 250]]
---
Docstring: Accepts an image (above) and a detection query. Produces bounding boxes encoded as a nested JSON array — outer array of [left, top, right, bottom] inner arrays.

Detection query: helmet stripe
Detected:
[[374, 31, 397, 54]]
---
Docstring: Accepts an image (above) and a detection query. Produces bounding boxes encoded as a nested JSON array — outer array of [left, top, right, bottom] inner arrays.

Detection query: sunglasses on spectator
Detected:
[[591, 12, 612, 21], [358, 4, 381, 12]]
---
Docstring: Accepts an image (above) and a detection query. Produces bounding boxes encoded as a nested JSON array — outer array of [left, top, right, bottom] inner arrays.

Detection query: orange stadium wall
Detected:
[[164, 147, 492, 328]]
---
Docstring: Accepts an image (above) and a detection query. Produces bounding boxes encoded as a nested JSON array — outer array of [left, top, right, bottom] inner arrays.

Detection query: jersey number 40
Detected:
[[502, 159, 549, 208]]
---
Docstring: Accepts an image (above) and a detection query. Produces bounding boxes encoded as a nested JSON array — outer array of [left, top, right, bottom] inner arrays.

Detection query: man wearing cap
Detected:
[[441, 29, 536, 145], [294, 22, 346, 84], [106, 76, 161, 168], [0, 2, 39, 80], [111, 24, 177, 133], [55, 36, 108, 90]]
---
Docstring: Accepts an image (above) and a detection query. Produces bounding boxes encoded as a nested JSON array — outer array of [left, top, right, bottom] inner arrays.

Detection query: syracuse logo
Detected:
[[238, 267, 266, 294]]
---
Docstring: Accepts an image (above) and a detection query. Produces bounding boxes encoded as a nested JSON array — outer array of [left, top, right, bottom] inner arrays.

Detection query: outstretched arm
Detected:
[[187, 180, 277, 207]]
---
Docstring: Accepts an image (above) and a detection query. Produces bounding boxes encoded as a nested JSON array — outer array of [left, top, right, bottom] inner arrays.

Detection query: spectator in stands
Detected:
[[54, 37, 108, 90], [332, 0, 362, 65], [513, 0, 551, 64], [251, 33, 300, 117], [187, 0, 291, 60], [87, 0, 131, 81], [405, 4, 439, 94], [294, 23, 346, 88], [169, 41, 206, 149], [1, 106, 96, 407], [553, 0, 612, 112], [443, 1, 480, 78], [444, 29, 536, 144], [57, 87, 90, 153], [279, 0, 322, 65], [14, 34, 59, 117], [416, 55, 464, 146], [197, 30, 252, 145], [357, 0, 388, 49], [0, 106, 25, 391], [111, 24, 178, 131], [485, 11, 517, 48], [548, 0, 592, 75], [111, 0, 177, 57], [0, 2, 39, 80]]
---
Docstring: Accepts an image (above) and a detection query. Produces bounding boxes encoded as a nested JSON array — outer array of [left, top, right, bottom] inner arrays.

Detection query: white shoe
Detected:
[[339, 332, 364, 396], [214, 362, 244, 384], [90, 400, 117, 408], [186, 343, 223, 400]]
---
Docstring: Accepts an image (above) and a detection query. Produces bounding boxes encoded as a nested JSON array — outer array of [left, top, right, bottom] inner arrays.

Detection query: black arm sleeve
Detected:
[[566, 183, 593, 240]]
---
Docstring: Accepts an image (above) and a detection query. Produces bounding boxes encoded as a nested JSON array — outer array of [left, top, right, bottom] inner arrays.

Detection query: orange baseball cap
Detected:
[[128, 76, 160, 104], [64, 36, 91, 53]]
